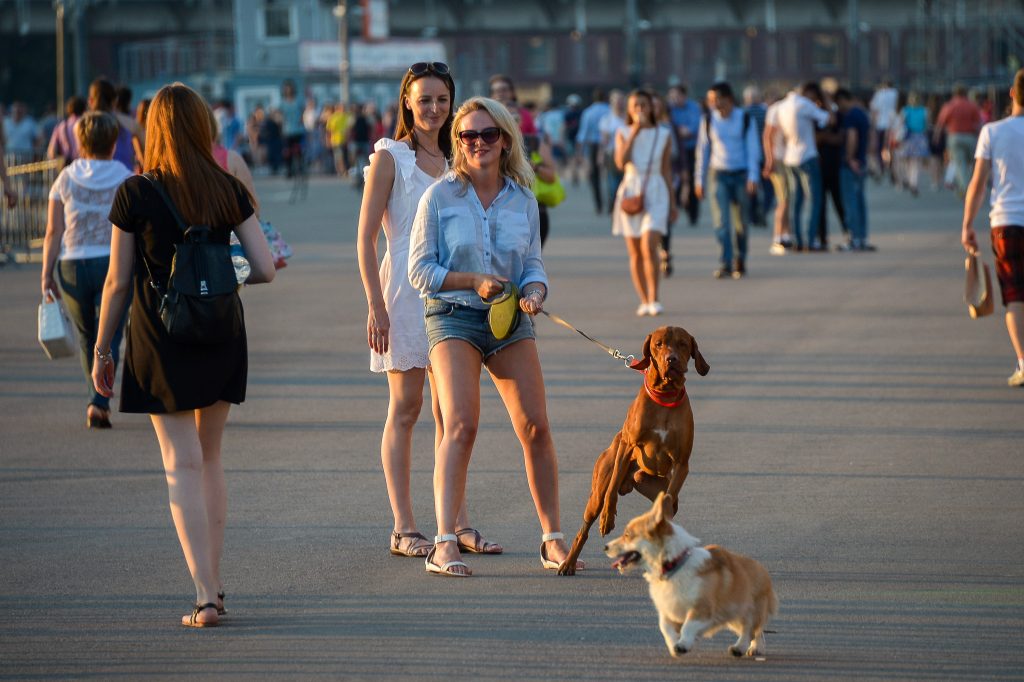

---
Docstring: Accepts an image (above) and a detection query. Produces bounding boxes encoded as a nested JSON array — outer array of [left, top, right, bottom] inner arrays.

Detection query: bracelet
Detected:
[[524, 289, 545, 302], [95, 347, 113, 363]]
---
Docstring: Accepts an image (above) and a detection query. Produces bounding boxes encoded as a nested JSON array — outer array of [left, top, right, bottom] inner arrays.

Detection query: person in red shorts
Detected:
[[962, 68, 1024, 387]]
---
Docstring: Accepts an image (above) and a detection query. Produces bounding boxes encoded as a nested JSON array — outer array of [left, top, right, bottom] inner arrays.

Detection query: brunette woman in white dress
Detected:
[[357, 63, 501, 558], [612, 90, 676, 316]]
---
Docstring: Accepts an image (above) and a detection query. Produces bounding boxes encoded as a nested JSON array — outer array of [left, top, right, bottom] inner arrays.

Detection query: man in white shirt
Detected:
[[869, 80, 899, 179], [762, 95, 792, 254], [776, 82, 832, 250], [4, 102, 41, 158], [961, 68, 1024, 387], [695, 81, 761, 278]]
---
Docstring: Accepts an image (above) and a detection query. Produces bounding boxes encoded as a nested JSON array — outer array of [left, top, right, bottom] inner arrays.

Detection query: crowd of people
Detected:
[[2, 63, 1021, 628]]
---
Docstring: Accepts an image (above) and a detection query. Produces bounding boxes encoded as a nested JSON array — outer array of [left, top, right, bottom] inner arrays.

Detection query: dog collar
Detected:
[[660, 548, 691, 579], [643, 375, 687, 408]]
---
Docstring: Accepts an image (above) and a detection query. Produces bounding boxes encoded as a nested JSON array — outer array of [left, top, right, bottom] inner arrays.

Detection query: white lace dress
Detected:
[[367, 139, 440, 372], [612, 127, 670, 237]]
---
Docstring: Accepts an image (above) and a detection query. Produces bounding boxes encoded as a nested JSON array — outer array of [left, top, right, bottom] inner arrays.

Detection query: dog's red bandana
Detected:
[[629, 358, 687, 408], [661, 547, 691, 579]]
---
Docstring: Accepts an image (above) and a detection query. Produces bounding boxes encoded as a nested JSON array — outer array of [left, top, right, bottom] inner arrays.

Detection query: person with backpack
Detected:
[[91, 83, 276, 628], [695, 81, 761, 279]]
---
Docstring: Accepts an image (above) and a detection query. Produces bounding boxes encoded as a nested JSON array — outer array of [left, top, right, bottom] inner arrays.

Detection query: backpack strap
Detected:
[[142, 172, 189, 233]]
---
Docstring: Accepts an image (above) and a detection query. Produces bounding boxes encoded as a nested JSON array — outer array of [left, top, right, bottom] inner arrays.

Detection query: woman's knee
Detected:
[[442, 418, 478, 449], [388, 392, 424, 430], [518, 413, 553, 449]]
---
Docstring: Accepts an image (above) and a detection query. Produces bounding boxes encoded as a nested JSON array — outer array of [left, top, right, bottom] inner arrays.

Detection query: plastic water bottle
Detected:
[[229, 233, 250, 284]]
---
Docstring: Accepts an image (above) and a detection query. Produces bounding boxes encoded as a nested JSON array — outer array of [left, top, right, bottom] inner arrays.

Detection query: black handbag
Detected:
[[140, 174, 243, 345]]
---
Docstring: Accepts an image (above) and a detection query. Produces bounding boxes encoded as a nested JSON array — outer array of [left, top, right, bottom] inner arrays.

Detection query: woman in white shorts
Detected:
[[357, 62, 501, 559], [612, 89, 676, 316]]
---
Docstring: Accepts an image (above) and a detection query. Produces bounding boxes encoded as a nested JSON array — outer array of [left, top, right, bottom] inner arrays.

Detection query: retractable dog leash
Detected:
[[539, 310, 637, 369]]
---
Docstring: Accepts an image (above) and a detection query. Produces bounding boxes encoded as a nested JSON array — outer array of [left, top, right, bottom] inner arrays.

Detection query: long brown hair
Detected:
[[143, 83, 250, 226], [393, 65, 455, 159]]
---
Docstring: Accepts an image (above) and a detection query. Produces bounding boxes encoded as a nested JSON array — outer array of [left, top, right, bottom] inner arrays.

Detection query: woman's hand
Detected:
[[92, 351, 116, 398], [520, 289, 545, 315], [474, 274, 506, 300], [367, 304, 390, 354], [41, 273, 60, 301]]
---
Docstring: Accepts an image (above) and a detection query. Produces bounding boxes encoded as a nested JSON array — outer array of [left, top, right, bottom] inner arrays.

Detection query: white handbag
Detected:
[[38, 292, 76, 359]]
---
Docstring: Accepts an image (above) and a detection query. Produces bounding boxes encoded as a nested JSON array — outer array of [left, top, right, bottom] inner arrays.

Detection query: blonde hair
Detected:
[[450, 97, 534, 190], [74, 111, 119, 157]]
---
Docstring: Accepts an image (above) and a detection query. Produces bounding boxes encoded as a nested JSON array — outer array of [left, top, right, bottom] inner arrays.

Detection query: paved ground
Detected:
[[1, 171, 1022, 681]]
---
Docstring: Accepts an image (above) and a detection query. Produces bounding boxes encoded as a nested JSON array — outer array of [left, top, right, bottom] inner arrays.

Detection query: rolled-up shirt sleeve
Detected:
[[519, 195, 549, 292], [408, 189, 448, 296]]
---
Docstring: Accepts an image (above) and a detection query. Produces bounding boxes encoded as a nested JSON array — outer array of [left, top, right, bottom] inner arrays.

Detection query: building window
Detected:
[[784, 35, 800, 71], [812, 33, 842, 71], [642, 36, 657, 74], [494, 42, 510, 75], [524, 36, 554, 76], [717, 35, 750, 73], [594, 37, 610, 76], [876, 33, 890, 71], [258, 3, 297, 43], [573, 40, 586, 75]]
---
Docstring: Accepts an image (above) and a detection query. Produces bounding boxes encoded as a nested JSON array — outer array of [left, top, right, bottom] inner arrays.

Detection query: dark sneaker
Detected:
[[713, 267, 732, 279], [732, 259, 746, 279], [858, 243, 878, 252], [835, 242, 857, 252]]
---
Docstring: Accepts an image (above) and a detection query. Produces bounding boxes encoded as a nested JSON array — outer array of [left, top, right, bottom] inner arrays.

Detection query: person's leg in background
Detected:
[[588, 143, 603, 214], [711, 170, 734, 277]]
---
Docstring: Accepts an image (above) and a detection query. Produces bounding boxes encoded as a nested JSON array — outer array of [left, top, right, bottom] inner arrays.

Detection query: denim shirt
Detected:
[[408, 174, 548, 309]]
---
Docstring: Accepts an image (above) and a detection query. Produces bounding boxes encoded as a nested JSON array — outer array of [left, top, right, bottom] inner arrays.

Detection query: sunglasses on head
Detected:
[[458, 127, 502, 145], [409, 61, 450, 76]]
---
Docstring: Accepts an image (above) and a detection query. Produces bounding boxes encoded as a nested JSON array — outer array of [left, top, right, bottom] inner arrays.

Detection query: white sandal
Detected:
[[540, 531, 584, 571], [425, 534, 471, 577]]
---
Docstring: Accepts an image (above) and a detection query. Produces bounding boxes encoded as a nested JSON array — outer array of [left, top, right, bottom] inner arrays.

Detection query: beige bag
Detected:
[[964, 252, 994, 319]]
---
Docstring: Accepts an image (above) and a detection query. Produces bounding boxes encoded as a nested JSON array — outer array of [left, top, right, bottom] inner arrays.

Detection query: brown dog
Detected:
[[558, 326, 709, 575]]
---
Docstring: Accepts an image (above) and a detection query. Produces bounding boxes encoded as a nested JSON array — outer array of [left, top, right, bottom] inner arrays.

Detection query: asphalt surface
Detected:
[[1, 170, 1022, 681]]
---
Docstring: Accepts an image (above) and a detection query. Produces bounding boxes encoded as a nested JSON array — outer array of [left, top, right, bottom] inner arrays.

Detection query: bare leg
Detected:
[[151, 408, 223, 625], [641, 231, 661, 303], [428, 340, 483, 575], [486, 339, 578, 567], [383, 369, 426, 534], [1006, 302, 1024, 365], [194, 401, 231, 601], [624, 236, 650, 305], [428, 366, 480, 536]]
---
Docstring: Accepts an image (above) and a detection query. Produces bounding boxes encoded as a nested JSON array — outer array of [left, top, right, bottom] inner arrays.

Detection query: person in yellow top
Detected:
[[326, 103, 352, 177]]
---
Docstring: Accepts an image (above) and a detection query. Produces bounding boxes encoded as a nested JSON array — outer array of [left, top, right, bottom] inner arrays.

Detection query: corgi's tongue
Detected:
[[611, 551, 640, 570]]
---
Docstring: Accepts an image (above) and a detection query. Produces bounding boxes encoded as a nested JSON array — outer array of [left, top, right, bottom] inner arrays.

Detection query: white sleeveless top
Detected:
[[366, 138, 443, 372], [612, 127, 670, 237]]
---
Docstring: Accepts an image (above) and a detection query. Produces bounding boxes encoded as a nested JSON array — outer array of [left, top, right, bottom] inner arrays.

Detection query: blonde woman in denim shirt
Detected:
[[409, 97, 582, 577]]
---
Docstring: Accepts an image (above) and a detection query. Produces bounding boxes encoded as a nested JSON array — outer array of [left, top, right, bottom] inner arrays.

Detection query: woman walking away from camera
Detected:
[[41, 112, 132, 428], [92, 83, 275, 627], [358, 62, 501, 559], [409, 96, 581, 577], [613, 89, 676, 316]]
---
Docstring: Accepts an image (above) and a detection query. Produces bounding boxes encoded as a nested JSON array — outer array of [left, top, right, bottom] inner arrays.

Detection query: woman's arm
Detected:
[[92, 227, 135, 397], [41, 198, 65, 299], [227, 149, 260, 216], [534, 139, 557, 183], [235, 213, 275, 284], [614, 127, 638, 171], [356, 148, 395, 353], [519, 198, 548, 315]]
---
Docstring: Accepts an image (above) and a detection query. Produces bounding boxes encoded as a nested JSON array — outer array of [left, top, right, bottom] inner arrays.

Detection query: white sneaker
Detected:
[[1008, 368, 1024, 387], [636, 303, 651, 316], [769, 242, 787, 256], [649, 301, 664, 315]]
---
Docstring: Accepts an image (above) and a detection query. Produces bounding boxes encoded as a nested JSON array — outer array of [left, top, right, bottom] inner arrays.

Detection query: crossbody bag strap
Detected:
[[637, 128, 659, 196], [137, 172, 190, 297]]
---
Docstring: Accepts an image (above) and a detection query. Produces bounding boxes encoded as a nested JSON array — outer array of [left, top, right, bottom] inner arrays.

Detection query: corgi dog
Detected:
[[604, 492, 778, 659]]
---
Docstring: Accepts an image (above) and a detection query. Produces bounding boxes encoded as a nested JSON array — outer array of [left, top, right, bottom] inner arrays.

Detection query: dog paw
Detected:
[[672, 644, 689, 657], [556, 562, 576, 576], [729, 646, 744, 658]]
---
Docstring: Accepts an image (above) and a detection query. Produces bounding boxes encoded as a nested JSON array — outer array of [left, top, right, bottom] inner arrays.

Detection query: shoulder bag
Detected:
[[621, 129, 659, 216]]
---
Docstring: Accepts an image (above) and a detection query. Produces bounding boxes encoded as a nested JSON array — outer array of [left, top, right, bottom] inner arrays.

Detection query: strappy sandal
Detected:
[[217, 591, 226, 616], [455, 527, 503, 554], [390, 531, 433, 557], [540, 532, 585, 571], [424, 534, 471, 577], [182, 602, 219, 628]]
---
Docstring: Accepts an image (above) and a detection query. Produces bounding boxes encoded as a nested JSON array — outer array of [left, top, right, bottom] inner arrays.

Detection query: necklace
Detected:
[[417, 149, 447, 176]]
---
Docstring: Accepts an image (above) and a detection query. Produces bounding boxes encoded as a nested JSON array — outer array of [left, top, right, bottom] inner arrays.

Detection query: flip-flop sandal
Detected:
[[217, 591, 226, 616], [390, 531, 433, 557], [455, 527, 503, 554], [424, 534, 471, 577], [183, 602, 219, 628]]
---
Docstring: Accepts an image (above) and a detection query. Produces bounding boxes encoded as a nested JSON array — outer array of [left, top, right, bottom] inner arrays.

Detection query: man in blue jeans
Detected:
[[776, 82, 832, 250], [695, 81, 761, 278], [835, 89, 876, 251]]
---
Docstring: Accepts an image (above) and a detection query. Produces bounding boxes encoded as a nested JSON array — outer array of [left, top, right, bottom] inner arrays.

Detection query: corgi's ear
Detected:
[[652, 491, 669, 525]]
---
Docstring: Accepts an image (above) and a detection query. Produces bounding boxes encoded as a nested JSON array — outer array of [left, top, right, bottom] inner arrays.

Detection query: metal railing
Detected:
[[1, 155, 63, 264]]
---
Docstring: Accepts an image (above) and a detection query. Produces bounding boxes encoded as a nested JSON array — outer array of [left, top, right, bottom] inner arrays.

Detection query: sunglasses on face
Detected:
[[458, 127, 502, 145], [409, 61, 450, 76]]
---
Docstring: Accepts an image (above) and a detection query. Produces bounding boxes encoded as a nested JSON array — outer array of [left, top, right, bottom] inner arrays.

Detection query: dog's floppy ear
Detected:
[[690, 334, 710, 376], [630, 333, 654, 371]]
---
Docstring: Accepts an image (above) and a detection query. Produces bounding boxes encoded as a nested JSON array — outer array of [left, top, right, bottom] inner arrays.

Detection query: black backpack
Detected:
[[140, 174, 243, 345]]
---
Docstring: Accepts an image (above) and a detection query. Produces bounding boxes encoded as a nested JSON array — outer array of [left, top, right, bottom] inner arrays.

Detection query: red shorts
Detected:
[[992, 226, 1024, 305]]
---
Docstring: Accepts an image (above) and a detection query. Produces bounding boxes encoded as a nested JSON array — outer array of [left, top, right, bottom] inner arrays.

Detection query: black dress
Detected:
[[108, 174, 254, 414]]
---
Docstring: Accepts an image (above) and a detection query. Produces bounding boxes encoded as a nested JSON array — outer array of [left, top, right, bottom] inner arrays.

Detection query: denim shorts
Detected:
[[424, 298, 535, 359]]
